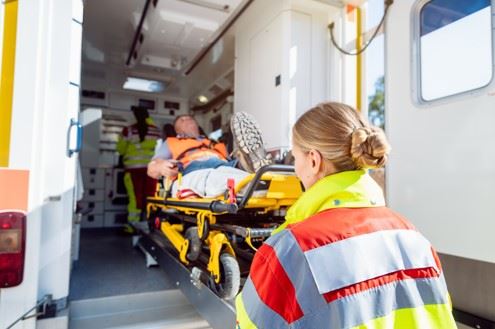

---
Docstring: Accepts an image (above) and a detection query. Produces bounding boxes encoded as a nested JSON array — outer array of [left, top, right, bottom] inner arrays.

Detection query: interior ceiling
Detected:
[[82, 0, 244, 100]]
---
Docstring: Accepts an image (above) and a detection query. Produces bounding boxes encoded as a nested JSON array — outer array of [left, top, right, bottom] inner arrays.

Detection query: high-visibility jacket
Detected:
[[116, 118, 161, 169], [166, 137, 227, 167], [236, 170, 456, 329]]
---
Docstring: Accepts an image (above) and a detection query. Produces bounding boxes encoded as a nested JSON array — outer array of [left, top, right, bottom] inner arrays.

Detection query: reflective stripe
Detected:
[[292, 276, 450, 329], [352, 303, 456, 329], [305, 229, 438, 294], [235, 292, 258, 329], [241, 278, 290, 329], [124, 172, 140, 222], [264, 231, 327, 315], [249, 244, 304, 323]]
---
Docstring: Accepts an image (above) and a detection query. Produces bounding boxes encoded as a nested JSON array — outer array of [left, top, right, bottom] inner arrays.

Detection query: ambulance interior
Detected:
[[54, 0, 495, 328]]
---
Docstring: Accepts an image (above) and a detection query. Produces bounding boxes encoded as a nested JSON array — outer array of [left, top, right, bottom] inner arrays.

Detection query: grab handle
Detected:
[[67, 118, 82, 157]]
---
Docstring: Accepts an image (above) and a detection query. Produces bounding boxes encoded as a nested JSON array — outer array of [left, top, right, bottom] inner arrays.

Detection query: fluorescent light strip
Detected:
[[123, 77, 165, 93], [178, 0, 230, 13]]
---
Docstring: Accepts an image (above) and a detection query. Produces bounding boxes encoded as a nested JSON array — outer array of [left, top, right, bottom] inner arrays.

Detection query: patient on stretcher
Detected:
[[147, 112, 272, 199]]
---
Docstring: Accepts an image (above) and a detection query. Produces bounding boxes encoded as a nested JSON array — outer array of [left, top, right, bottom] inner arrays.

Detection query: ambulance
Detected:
[[0, 0, 493, 328]]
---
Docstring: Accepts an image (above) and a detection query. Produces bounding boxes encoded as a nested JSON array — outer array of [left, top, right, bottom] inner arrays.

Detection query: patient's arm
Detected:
[[147, 158, 179, 179]]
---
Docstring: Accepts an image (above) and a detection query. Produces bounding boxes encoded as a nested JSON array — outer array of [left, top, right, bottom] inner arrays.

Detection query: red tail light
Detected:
[[0, 211, 26, 288]]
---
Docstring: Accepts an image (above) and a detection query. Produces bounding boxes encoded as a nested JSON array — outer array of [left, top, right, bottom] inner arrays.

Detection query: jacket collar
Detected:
[[273, 170, 385, 234]]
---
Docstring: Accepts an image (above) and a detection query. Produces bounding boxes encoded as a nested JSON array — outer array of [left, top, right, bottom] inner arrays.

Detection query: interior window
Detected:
[[419, 0, 493, 101]]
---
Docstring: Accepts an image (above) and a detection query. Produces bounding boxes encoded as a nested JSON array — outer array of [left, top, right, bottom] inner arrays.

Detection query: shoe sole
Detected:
[[231, 112, 271, 172]]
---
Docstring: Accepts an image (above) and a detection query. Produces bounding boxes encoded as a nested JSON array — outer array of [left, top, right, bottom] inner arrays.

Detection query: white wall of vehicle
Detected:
[[386, 0, 495, 265], [0, 0, 46, 327], [0, 0, 83, 328], [385, 0, 495, 320], [234, 0, 339, 149]]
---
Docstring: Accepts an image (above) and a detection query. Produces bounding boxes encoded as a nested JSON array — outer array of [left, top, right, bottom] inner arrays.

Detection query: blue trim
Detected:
[[420, 0, 491, 36]]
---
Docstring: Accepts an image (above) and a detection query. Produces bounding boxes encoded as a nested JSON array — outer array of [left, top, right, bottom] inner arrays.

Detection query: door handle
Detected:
[[67, 118, 82, 157]]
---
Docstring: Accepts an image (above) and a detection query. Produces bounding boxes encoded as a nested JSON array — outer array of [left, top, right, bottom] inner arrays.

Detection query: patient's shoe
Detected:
[[231, 112, 272, 173]]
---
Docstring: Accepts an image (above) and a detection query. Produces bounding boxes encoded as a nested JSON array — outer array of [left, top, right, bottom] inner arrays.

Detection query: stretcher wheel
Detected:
[[185, 227, 201, 262], [215, 253, 240, 300]]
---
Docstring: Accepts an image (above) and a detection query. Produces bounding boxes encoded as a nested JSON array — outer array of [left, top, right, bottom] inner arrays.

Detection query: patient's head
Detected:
[[291, 102, 391, 188], [174, 115, 200, 137]]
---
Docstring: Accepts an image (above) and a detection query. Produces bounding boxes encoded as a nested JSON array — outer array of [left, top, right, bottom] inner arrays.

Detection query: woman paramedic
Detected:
[[235, 102, 457, 328]]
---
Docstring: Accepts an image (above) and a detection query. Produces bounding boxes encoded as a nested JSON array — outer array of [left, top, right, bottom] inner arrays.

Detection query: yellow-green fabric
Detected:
[[235, 293, 257, 329], [352, 303, 456, 329], [117, 118, 159, 169], [123, 172, 140, 222], [272, 170, 385, 234]]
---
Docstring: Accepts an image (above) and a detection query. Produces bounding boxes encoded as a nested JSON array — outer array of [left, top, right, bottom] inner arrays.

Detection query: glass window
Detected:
[[419, 0, 493, 101]]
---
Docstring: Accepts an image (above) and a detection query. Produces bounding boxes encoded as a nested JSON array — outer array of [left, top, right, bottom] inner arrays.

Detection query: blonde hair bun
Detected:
[[351, 127, 391, 169]]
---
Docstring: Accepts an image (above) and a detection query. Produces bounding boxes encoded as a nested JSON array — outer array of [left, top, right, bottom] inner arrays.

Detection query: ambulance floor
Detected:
[[69, 228, 174, 301]]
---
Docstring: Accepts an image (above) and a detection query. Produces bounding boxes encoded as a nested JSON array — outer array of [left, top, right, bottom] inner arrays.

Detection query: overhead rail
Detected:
[[126, 0, 153, 66], [184, 0, 254, 75]]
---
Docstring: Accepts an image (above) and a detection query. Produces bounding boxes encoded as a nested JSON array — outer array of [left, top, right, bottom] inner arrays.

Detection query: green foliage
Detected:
[[368, 76, 385, 130]]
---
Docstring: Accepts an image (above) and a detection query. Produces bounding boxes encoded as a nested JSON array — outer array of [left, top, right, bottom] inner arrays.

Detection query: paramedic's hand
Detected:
[[147, 159, 179, 179]]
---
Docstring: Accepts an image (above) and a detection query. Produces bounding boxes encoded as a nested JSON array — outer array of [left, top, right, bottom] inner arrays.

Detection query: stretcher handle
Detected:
[[210, 201, 238, 214], [249, 228, 274, 238], [237, 164, 295, 209]]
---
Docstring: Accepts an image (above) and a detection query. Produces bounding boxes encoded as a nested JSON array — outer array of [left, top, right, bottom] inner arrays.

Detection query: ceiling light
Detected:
[[123, 77, 165, 93], [178, 0, 230, 13], [198, 95, 209, 104]]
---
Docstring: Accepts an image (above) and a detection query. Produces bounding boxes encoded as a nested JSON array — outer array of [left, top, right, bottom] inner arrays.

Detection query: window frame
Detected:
[[411, 0, 495, 105]]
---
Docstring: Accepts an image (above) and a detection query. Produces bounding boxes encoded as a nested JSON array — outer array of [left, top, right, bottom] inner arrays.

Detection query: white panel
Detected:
[[65, 84, 80, 192], [82, 167, 105, 189], [249, 13, 284, 149], [72, 0, 83, 23], [2, 0, 46, 326], [386, 0, 495, 263], [420, 8, 492, 101], [36, 0, 76, 302], [69, 21, 82, 85], [109, 91, 137, 110], [81, 214, 104, 228], [235, 0, 335, 150], [290, 11, 311, 129], [83, 188, 105, 202], [79, 201, 104, 215]]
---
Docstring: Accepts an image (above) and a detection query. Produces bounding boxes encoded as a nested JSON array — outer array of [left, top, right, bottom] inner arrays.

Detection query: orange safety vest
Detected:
[[166, 137, 227, 167]]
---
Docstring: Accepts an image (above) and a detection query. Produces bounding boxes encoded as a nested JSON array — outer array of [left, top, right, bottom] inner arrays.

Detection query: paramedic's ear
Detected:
[[308, 149, 322, 175]]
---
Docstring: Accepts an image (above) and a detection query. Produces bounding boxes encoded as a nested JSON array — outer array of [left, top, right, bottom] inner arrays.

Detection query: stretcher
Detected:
[[146, 164, 303, 299]]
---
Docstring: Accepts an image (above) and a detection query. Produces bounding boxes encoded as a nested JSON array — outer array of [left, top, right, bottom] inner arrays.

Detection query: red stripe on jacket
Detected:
[[249, 244, 304, 323], [323, 267, 441, 303], [289, 207, 416, 252]]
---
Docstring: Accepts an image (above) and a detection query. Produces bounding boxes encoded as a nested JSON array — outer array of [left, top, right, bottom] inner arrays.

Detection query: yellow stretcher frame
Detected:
[[146, 165, 302, 288]]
